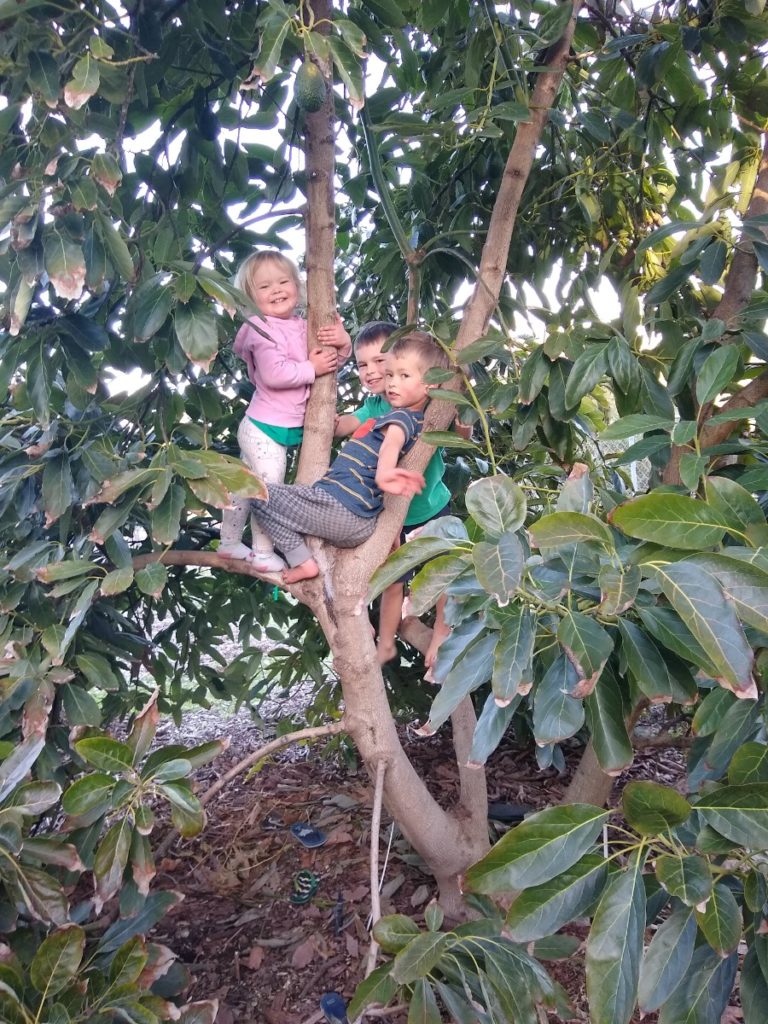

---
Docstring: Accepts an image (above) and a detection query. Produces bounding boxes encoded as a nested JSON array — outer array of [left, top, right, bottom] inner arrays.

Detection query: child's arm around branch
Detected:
[[257, 334, 337, 388], [316, 314, 352, 360], [335, 414, 358, 437]]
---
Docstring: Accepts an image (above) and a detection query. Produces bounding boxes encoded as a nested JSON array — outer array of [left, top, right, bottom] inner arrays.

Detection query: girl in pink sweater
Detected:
[[220, 251, 351, 571]]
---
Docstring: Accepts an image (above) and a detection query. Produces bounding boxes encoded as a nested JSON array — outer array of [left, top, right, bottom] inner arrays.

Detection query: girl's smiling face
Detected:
[[250, 261, 299, 319]]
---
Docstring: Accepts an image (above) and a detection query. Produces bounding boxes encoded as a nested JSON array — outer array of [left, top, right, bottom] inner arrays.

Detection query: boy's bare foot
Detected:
[[376, 639, 397, 664], [282, 559, 319, 583]]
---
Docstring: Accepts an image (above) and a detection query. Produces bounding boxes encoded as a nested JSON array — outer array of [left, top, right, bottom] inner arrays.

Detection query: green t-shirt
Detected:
[[351, 396, 449, 527]]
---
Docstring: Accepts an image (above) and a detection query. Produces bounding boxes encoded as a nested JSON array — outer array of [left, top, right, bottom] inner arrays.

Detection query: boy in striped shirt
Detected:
[[250, 332, 451, 585]]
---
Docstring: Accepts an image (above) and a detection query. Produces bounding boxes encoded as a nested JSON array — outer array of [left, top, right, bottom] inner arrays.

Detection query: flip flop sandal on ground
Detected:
[[289, 869, 320, 906], [320, 991, 349, 1024], [289, 823, 327, 848]]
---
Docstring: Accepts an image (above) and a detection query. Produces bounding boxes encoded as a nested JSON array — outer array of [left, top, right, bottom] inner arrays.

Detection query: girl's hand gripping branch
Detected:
[[317, 314, 352, 352], [309, 347, 338, 376]]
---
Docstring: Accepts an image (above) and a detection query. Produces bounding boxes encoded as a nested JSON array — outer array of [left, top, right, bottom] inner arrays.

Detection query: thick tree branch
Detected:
[[296, 0, 339, 485], [664, 132, 768, 485], [454, 7, 583, 350], [129, 549, 316, 604], [699, 368, 768, 450], [356, 2, 585, 565], [711, 134, 768, 327]]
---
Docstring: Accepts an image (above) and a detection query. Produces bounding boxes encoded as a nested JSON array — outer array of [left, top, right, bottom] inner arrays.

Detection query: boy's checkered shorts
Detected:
[[251, 484, 376, 566]]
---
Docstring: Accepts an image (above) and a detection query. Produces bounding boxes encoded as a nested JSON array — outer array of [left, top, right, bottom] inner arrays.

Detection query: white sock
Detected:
[[248, 551, 286, 572], [219, 542, 252, 560]]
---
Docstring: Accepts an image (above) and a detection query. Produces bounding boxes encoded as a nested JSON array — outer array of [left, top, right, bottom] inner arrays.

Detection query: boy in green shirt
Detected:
[[336, 322, 469, 669]]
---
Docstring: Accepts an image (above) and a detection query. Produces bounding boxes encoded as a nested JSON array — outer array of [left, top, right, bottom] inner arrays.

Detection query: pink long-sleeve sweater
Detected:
[[233, 315, 350, 428]]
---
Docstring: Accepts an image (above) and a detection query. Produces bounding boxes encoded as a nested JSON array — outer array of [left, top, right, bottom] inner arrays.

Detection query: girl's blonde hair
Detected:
[[234, 250, 302, 304]]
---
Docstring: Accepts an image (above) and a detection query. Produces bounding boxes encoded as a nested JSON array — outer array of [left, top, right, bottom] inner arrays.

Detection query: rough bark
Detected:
[[295, 0, 338, 485], [563, 741, 614, 806], [710, 134, 768, 328]]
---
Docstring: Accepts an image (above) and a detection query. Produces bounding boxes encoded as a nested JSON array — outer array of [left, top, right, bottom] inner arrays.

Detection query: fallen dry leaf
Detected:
[[244, 946, 265, 970], [410, 884, 430, 907], [326, 829, 354, 845], [291, 937, 316, 969]]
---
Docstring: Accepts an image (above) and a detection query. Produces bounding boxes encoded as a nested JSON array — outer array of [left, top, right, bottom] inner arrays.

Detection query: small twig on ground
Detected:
[[200, 720, 346, 806], [365, 760, 387, 980]]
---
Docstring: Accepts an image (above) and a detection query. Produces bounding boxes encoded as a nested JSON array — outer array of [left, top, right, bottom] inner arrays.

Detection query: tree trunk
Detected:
[[296, 0, 338, 485], [323, 582, 491, 909], [563, 741, 614, 806], [289, 0, 587, 907]]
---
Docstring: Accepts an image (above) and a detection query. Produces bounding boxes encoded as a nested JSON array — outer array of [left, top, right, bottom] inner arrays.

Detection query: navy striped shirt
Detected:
[[316, 409, 424, 517]]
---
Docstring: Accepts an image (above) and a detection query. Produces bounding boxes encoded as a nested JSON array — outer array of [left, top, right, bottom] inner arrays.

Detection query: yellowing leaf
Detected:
[[64, 53, 100, 109], [44, 230, 86, 300]]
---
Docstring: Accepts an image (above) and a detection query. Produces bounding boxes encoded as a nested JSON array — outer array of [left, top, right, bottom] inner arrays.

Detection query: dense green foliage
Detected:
[[2, 0, 768, 1021]]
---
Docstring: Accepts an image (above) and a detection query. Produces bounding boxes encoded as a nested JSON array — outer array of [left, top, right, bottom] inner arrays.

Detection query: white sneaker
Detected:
[[248, 551, 286, 572], [219, 542, 252, 560]]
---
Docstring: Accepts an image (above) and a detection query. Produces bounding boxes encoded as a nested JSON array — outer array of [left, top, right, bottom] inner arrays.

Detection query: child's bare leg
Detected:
[[377, 581, 404, 664], [282, 558, 319, 583], [425, 594, 451, 672]]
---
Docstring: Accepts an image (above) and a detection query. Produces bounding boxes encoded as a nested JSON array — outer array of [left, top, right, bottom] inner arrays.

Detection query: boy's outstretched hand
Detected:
[[377, 468, 425, 497]]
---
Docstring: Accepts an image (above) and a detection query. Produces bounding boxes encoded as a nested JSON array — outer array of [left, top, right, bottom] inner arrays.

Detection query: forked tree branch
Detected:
[[357, 0, 586, 566]]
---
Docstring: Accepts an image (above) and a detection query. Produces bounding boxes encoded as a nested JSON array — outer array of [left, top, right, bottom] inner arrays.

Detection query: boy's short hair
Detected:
[[389, 331, 452, 372], [235, 250, 301, 301], [354, 320, 397, 351]]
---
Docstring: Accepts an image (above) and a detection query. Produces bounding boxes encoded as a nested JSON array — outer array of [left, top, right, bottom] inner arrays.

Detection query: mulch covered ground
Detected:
[[147, 710, 690, 1023]]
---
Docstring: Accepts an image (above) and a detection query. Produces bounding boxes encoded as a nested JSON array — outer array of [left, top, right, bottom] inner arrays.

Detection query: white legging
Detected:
[[221, 417, 287, 554]]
